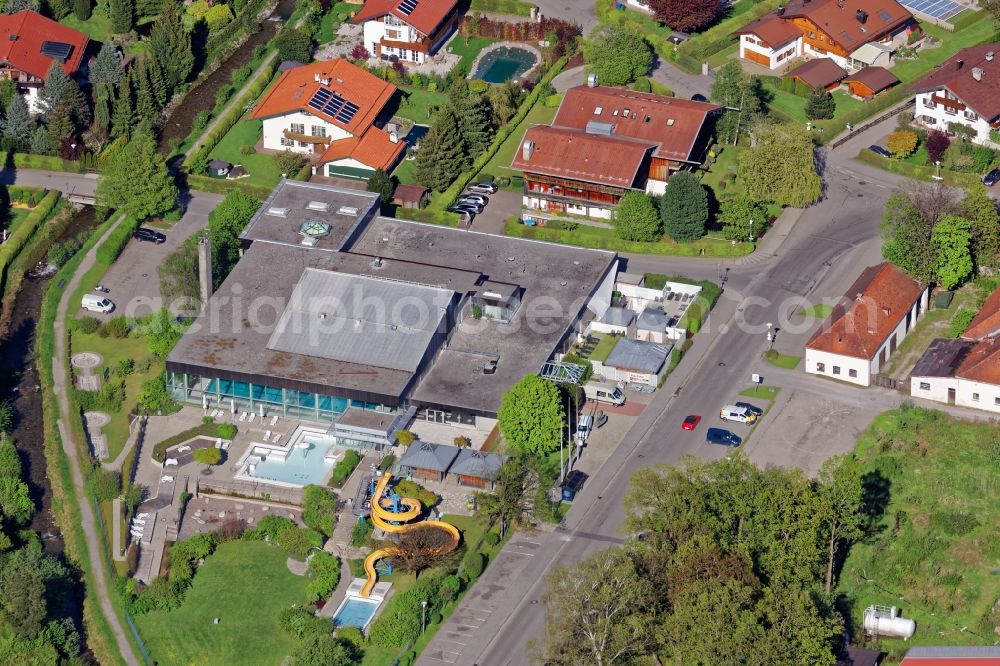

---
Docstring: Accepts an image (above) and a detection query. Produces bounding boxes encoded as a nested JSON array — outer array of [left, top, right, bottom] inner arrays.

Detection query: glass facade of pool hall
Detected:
[[166, 371, 396, 424]]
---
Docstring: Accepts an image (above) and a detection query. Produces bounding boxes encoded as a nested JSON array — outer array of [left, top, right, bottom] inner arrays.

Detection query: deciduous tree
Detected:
[[738, 121, 821, 207], [933, 214, 974, 290], [613, 191, 662, 242], [583, 26, 652, 86], [961, 183, 1000, 269], [886, 130, 918, 158], [208, 191, 261, 286], [2, 0, 40, 12], [96, 130, 177, 221], [275, 27, 313, 63], [290, 633, 360, 666], [660, 171, 708, 241], [817, 455, 864, 594], [710, 61, 765, 144], [539, 548, 656, 666], [497, 375, 563, 456], [926, 129, 950, 163], [719, 195, 769, 241], [475, 457, 538, 538], [386, 525, 459, 576], [648, 0, 725, 32]]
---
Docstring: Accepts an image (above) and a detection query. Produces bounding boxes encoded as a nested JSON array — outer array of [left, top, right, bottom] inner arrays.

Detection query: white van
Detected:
[[720, 404, 757, 424], [81, 294, 115, 313], [584, 381, 625, 406], [576, 414, 593, 443]]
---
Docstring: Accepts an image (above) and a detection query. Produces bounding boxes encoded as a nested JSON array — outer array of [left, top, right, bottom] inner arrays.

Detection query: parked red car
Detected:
[[681, 414, 701, 431]]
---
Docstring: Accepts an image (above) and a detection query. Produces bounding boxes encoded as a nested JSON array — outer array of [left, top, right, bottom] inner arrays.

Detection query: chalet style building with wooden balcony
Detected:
[[510, 83, 720, 223], [250, 59, 405, 180], [354, 0, 461, 64]]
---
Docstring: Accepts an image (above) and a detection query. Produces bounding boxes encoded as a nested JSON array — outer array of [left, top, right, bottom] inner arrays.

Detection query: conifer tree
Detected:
[[111, 74, 134, 139], [1, 95, 34, 151], [90, 42, 124, 87], [39, 63, 69, 116], [453, 90, 491, 158], [94, 82, 112, 133], [109, 0, 134, 34], [96, 130, 177, 220], [73, 0, 92, 20], [46, 103, 75, 144], [147, 59, 168, 109], [414, 107, 467, 192], [29, 125, 52, 155], [134, 60, 157, 120], [148, 0, 193, 89]]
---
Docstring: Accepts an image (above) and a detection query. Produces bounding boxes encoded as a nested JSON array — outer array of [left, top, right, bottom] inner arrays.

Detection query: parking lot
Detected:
[[77, 195, 220, 320]]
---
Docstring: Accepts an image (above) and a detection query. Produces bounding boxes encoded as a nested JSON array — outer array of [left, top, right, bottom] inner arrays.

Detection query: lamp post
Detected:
[[748, 219, 754, 243], [934, 160, 943, 181], [421, 599, 428, 633]]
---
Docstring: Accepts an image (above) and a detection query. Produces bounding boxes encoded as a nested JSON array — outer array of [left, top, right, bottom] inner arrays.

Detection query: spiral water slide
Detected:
[[360, 472, 460, 598]]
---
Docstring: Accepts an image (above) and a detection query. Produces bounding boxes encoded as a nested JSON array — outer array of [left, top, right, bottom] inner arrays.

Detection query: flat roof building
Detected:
[[167, 179, 617, 427]]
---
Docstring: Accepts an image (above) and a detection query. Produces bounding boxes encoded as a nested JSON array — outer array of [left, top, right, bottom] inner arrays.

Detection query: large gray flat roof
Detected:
[[268, 269, 453, 373], [241, 179, 380, 251], [349, 218, 617, 414], [605, 338, 671, 374], [167, 242, 477, 402]]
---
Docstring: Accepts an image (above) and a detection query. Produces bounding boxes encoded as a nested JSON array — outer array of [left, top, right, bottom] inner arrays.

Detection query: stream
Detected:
[[157, 0, 297, 154]]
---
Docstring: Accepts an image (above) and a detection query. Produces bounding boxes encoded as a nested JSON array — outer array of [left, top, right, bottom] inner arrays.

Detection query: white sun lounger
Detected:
[[177, 445, 191, 453], [165, 458, 178, 466], [248, 413, 256, 423], [264, 430, 271, 441], [272, 434, 282, 444], [216, 410, 224, 418], [130, 530, 144, 539], [239, 412, 247, 422], [161, 475, 174, 483], [215, 438, 223, 449], [222, 441, 230, 451], [270, 415, 278, 426]]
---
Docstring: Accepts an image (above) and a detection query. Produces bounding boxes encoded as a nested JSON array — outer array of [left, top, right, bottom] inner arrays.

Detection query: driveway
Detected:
[[534, 0, 597, 33], [77, 192, 222, 320], [468, 189, 521, 235]]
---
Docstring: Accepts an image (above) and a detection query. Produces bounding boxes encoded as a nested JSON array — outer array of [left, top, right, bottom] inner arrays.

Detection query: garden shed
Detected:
[[207, 159, 231, 178], [449, 449, 504, 489], [393, 183, 428, 209], [397, 441, 459, 482]]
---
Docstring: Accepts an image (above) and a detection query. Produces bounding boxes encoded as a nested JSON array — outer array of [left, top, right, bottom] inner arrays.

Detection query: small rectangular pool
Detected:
[[333, 597, 380, 629], [248, 452, 333, 486]]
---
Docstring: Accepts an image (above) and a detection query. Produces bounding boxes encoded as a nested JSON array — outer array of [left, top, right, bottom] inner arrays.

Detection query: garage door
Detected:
[[743, 48, 770, 67]]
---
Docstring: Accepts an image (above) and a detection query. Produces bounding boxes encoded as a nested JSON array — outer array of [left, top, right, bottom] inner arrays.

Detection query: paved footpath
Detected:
[[52, 215, 142, 666]]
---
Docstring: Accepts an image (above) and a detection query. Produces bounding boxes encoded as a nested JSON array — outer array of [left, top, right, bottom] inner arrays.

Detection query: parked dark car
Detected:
[[734, 401, 763, 418], [706, 427, 741, 447], [868, 144, 892, 158], [561, 470, 588, 501], [134, 227, 166, 244], [983, 167, 1000, 187], [446, 206, 476, 220]]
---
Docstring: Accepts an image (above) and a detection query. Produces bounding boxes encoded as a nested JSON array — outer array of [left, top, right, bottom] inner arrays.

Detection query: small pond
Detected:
[[471, 46, 537, 83]]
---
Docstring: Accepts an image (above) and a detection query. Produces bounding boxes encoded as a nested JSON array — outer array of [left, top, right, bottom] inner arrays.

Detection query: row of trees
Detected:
[[537, 454, 870, 665], [882, 182, 998, 289], [415, 80, 526, 192], [613, 172, 710, 243]]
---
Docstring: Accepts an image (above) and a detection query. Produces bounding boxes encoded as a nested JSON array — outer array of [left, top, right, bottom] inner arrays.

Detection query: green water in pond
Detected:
[[472, 47, 537, 83]]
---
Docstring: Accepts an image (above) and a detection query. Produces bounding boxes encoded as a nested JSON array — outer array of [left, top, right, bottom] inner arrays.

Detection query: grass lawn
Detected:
[[798, 303, 833, 318], [316, 2, 358, 44], [60, 12, 113, 44], [700, 144, 744, 196], [71, 327, 163, 461], [135, 541, 308, 665], [393, 157, 418, 185], [763, 349, 801, 369], [589, 333, 619, 363], [838, 407, 1000, 659], [738, 385, 780, 400], [478, 103, 558, 178], [394, 87, 450, 126], [706, 43, 738, 69], [207, 115, 284, 189], [2, 206, 30, 235], [470, 0, 534, 16], [448, 36, 498, 74]]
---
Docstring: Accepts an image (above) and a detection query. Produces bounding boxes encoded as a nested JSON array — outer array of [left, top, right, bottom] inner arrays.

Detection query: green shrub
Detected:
[[88, 467, 120, 501], [632, 76, 651, 92], [305, 551, 341, 602], [278, 605, 328, 639], [0, 190, 60, 293], [368, 571, 447, 648], [94, 217, 140, 266], [337, 626, 365, 648], [192, 447, 222, 465], [350, 518, 374, 548], [329, 449, 361, 486], [462, 550, 484, 581], [929, 511, 979, 536], [394, 479, 439, 510], [217, 423, 237, 440], [76, 316, 100, 334], [439, 574, 461, 602], [277, 526, 323, 560], [302, 485, 338, 536], [948, 309, 976, 338], [377, 454, 396, 471], [482, 531, 500, 547], [244, 514, 296, 542], [99, 316, 129, 339]]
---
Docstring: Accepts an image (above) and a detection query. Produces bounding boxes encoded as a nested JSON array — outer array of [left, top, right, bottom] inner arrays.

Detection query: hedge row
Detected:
[[0, 190, 59, 295], [183, 173, 275, 199], [183, 57, 279, 169], [94, 217, 140, 266], [950, 8, 985, 31], [503, 218, 754, 256], [430, 55, 570, 211], [854, 149, 982, 187], [8, 185, 46, 204], [0, 151, 88, 173], [469, 0, 534, 16]]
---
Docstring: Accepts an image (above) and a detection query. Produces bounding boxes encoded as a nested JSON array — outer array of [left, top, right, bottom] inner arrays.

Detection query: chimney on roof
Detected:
[[973, 66, 984, 81], [7, 34, 16, 41], [522, 139, 534, 162], [956, 59, 964, 70], [776, 5, 785, 14], [856, 9, 867, 23], [987, 51, 996, 62]]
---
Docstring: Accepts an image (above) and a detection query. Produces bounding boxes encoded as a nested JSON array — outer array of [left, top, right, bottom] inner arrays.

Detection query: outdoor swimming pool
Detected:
[[239, 427, 336, 487], [471, 46, 537, 83], [332, 597, 380, 629]]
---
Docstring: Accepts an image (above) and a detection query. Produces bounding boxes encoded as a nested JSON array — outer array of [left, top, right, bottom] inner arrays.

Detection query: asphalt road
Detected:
[[418, 112, 927, 666]]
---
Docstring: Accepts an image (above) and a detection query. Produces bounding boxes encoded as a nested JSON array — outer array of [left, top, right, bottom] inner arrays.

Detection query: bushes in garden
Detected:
[[302, 485, 338, 536], [350, 517, 374, 548], [244, 514, 297, 542], [218, 423, 237, 440], [329, 449, 361, 487], [305, 551, 341, 602], [368, 570, 448, 648], [277, 526, 324, 560], [461, 550, 485, 581], [0, 190, 59, 293], [94, 217, 140, 266], [394, 480, 440, 510]]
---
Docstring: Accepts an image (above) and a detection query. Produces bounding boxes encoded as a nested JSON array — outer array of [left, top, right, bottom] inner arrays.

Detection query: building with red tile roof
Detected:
[[354, 0, 460, 64], [250, 59, 405, 180], [735, 0, 917, 71], [805, 262, 928, 386], [910, 43, 1000, 145], [0, 10, 89, 113], [785, 57, 848, 91], [962, 285, 1000, 340], [510, 84, 720, 222]]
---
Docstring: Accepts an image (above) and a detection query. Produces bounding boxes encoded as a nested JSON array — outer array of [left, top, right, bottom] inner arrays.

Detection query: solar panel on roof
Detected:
[[335, 100, 360, 123], [398, 0, 418, 15], [307, 87, 332, 111], [40, 41, 72, 60]]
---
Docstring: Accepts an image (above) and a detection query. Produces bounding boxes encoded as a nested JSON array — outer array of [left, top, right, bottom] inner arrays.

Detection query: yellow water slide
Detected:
[[360, 472, 461, 598]]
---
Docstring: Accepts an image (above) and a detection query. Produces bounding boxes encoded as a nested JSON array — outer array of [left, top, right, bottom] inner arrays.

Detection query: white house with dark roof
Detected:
[[911, 43, 1000, 145]]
